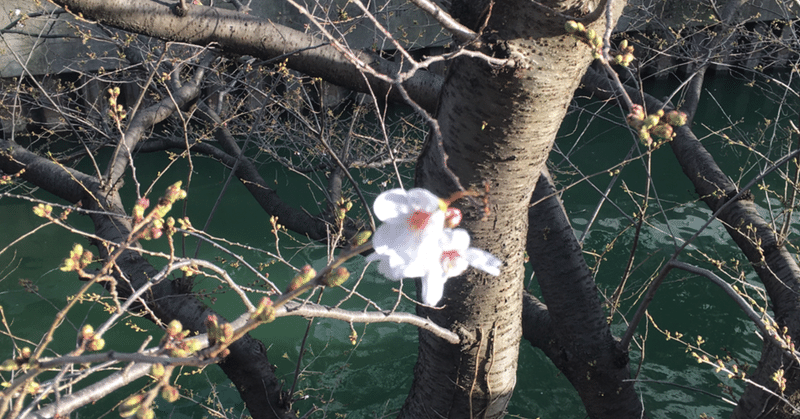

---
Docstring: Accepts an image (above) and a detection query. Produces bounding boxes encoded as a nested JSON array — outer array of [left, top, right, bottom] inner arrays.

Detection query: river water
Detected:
[[0, 72, 797, 418]]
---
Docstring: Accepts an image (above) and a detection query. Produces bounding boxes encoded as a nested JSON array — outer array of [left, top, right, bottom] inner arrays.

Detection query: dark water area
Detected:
[[1, 71, 799, 418]]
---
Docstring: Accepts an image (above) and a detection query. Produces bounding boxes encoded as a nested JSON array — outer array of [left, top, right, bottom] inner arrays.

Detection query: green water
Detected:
[[1, 72, 798, 418]]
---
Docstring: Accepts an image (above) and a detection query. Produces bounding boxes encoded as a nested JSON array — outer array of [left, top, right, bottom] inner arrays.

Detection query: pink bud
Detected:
[[445, 207, 462, 228]]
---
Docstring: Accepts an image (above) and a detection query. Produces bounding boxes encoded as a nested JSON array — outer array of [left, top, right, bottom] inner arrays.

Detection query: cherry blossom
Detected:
[[368, 188, 446, 280], [367, 188, 503, 306], [420, 229, 502, 305]]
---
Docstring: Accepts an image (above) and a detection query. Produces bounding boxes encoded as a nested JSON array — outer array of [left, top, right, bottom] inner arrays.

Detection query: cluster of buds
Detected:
[[60, 244, 93, 273], [773, 368, 787, 393], [626, 104, 687, 147], [251, 297, 276, 323], [79, 324, 106, 351], [205, 315, 234, 357], [1, 169, 24, 185], [286, 265, 316, 292], [611, 39, 635, 67], [33, 203, 53, 218], [160, 320, 202, 358], [107, 87, 127, 123], [133, 182, 187, 241], [322, 266, 350, 287], [692, 352, 747, 380], [335, 197, 353, 223], [565, 20, 603, 59]]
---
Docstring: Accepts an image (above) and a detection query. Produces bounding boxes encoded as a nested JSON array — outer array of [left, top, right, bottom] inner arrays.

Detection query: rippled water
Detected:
[[1, 73, 798, 418]]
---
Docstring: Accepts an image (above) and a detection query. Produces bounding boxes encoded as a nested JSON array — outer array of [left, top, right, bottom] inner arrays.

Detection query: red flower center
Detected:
[[440, 250, 461, 269], [407, 210, 432, 230]]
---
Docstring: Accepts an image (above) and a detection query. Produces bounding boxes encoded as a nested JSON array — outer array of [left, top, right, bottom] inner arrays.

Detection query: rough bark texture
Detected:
[[402, 1, 626, 417], [51, 0, 441, 113], [526, 170, 645, 418], [583, 67, 800, 419]]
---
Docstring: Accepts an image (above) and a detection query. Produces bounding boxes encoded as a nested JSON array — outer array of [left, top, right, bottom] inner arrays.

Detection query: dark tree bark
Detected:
[[403, 1, 627, 417], [525, 170, 645, 418]]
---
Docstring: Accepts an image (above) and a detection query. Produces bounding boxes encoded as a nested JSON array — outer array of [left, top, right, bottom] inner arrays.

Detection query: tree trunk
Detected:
[[402, 1, 626, 417], [525, 170, 645, 418]]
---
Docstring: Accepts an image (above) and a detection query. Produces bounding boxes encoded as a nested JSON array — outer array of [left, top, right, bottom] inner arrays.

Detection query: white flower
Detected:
[[367, 188, 446, 280], [420, 229, 502, 305], [367, 187, 503, 306]]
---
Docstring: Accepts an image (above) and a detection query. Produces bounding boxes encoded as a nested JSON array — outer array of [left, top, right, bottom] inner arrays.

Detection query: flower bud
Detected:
[[206, 315, 222, 344], [665, 110, 688, 126], [0, 359, 17, 371], [166, 320, 183, 337], [33, 204, 53, 218], [161, 385, 180, 403], [220, 323, 234, 343], [183, 339, 203, 354], [651, 124, 674, 140], [642, 114, 660, 130], [87, 338, 105, 351], [119, 394, 144, 418], [81, 324, 94, 341], [287, 265, 316, 292], [638, 128, 652, 147], [252, 297, 276, 323], [621, 53, 634, 67], [136, 407, 154, 419], [80, 250, 93, 268], [619, 39, 628, 50], [445, 207, 462, 228], [149, 226, 163, 240], [323, 267, 350, 287], [25, 380, 39, 395], [350, 231, 372, 247], [151, 363, 166, 379], [565, 20, 581, 34], [165, 181, 187, 203], [60, 257, 77, 272]]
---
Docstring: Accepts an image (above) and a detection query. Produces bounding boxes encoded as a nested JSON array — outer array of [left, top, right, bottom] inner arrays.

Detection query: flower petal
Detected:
[[464, 248, 502, 276], [372, 188, 413, 221], [421, 272, 447, 306]]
